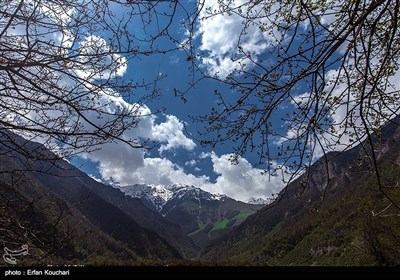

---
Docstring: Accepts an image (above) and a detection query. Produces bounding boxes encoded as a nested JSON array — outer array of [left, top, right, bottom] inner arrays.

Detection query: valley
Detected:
[[1, 0, 400, 269], [1, 121, 400, 265], [118, 183, 262, 248]]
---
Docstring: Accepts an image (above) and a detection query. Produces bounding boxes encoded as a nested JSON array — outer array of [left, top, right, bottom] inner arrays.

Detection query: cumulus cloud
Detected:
[[185, 159, 197, 167], [81, 93, 286, 202], [127, 157, 209, 187], [151, 115, 196, 153], [88, 132, 285, 201], [196, 1, 280, 78], [199, 151, 212, 159], [96, 150, 284, 202], [138, 153, 286, 203], [201, 152, 284, 202], [195, 0, 355, 79], [7, 0, 284, 202], [83, 104, 199, 185], [89, 148, 208, 188], [76, 35, 128, 80], [82, 140, 145, 186]]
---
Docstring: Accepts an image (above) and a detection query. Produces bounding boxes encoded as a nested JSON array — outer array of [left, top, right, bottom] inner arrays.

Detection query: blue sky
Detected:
[[5, 0, 400, 202], [66, 0, 400, 202], [67, 1, 298, 201], [69, 0, 380, 203], [68, 1, 291, 202]]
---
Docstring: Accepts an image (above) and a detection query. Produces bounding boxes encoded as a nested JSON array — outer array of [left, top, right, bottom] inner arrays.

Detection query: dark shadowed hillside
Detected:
[[0, 132, 182, 265], [33, 171, 198, 258], [201, 118, 400, 265]]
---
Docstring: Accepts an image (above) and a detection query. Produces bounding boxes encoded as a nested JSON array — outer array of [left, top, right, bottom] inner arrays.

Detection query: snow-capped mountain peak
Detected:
[[116, 183, 226, 212], [118, 184, 172, 211], [247, 197, 270, 205], [114, 183, 264, 245]]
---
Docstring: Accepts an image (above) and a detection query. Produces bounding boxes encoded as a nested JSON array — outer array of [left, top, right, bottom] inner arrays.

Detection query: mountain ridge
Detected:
[[0, 131, 191, 262], [200, 117, 400, 265], [117, 183, 263, 248], [116, 183, 227, 213]]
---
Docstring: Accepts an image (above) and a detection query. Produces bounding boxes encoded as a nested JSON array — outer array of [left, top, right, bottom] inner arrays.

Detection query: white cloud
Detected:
[[151, 115, 196, 154], [3, 0, 286, 203], [199, 151, 212, 159], [91, 146, 285, 202], [201, 152, 284, 202], [196, 0, 353, 79], [141, 153, 286, 203], [82, 104, 199, 185], [197, 1, 280, 78], [99, 149, 285, 202], [128, 157, 209, 187], [75, 35, 127, 80], [185, 159, 197, 167], [82, 140, 145, 186]]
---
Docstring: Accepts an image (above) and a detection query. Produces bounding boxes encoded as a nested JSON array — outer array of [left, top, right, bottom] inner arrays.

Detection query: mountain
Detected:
[[0, 171, 141, 266], [117, 184, 226, 213], [200, 118, 400, 265], [0, 156, 179, 264], [0, 131, 187, 264], [247, 197, 269, 205], [118, 184, 263, 248], [4, 116, 400, 266], [33, 168, 198, 258]]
